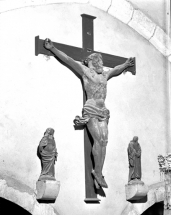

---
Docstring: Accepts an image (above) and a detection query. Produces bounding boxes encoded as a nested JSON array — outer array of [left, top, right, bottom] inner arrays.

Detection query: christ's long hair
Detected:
[[82, 53, 102, 67]]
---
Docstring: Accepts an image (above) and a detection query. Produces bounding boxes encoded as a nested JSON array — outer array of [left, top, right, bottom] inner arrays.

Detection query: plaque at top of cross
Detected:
[[35, 14, 136, 203]]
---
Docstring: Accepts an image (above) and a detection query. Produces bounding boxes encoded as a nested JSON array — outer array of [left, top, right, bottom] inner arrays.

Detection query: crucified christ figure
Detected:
[[44, 38, 134, 189]]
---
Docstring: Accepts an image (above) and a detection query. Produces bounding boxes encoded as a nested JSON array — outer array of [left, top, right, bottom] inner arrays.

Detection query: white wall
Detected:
[[0, 3, 168, 215]]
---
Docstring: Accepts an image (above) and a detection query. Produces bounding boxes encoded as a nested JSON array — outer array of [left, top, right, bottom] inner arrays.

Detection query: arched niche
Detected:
[[0, 197, 32, 215], [142, 201, 164, 215]]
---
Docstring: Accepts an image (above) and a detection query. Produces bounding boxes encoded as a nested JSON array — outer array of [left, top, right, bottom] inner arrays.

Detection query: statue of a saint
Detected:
[[44, 39, 134, 188], [38, 128, 58, 181], [127, 136, 142, 184]]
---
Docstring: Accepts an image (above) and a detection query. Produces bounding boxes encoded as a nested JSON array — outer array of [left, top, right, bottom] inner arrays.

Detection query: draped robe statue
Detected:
[[127, 136, 142, 184], [38, 128, 58, 181]]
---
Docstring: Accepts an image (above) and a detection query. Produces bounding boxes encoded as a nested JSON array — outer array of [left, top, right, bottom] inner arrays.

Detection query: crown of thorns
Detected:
[[82, 53, 102, 66]]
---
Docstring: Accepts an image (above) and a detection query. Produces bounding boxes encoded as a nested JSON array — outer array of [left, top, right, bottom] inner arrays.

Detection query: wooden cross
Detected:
[[35, 14, 136, 204]]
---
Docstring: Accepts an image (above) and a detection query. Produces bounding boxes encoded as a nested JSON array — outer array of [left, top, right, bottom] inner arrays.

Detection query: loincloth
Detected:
[[74, 100, 110, 126]]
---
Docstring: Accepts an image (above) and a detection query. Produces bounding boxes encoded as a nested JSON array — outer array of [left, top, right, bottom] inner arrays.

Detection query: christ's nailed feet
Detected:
[[92, 170, 108, 189]]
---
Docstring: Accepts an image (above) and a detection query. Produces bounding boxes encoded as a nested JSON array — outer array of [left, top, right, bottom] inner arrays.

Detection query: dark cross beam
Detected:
[[35, 14, 136, 204]]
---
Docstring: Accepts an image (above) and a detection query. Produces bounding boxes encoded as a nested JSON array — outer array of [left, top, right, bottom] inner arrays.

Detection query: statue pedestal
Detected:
[[36, 180, 60, 201], [125, 181, 148, 201]]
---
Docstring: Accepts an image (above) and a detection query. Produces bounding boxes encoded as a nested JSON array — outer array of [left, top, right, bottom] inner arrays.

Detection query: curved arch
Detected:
[[141, 202, 164, 215], [0, 0, 170, 60], [90, 0, 171, 60], [0, 197, 32, 215], [0, 178, 57, 215]]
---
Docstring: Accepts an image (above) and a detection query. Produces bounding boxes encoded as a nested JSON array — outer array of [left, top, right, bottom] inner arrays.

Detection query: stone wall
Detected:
[[0, 1, 169, 215]]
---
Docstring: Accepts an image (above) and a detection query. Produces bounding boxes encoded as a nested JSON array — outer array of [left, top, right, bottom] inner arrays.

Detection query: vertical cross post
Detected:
[[81, 14, 100, 203], [81, 14, 96, 56]]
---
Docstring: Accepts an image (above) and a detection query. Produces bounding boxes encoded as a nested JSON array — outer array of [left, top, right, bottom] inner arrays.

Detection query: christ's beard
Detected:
[[95, 67, 103, 74]]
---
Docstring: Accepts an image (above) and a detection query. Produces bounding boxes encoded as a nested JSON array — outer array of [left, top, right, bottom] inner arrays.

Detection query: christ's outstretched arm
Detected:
[[107, 57, 134, 80], [44, 38, 88, 77]]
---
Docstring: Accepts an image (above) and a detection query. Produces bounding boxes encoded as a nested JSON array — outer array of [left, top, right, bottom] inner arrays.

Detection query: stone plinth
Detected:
[[125, 182, 148, 201], [36, 180, 60, 201]]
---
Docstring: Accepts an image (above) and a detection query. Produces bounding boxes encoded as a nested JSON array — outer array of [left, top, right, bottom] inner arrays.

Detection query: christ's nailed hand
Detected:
[[125, 57, 134, 68], [44, 38, 54, 50]]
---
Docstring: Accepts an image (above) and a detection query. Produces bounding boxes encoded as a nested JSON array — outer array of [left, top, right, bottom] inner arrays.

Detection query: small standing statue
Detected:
[[126, 136, 148, 201], [38, 128, 58, 181], [127, 136, 143, 184], [36, 128, 60, 201]]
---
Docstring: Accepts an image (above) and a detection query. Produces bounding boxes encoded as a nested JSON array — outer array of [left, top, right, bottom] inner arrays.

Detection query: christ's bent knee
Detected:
[[102, 140, 108, 147]]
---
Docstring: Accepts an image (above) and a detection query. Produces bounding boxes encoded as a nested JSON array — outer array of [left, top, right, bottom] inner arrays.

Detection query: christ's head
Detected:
[[83, 53, 103, 74]]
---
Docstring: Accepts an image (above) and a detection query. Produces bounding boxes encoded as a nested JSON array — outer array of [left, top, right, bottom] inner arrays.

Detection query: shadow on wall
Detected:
[[142, 201, 164, 215], [0, 197, 31, 215]]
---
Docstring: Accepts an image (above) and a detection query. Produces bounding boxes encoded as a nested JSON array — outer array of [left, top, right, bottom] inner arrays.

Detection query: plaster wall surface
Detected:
[[0, 3, 168, 215]]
